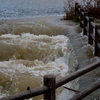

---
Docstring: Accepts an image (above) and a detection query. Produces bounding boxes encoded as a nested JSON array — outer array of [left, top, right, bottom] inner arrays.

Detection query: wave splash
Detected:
[[0, 18, 78, 100]]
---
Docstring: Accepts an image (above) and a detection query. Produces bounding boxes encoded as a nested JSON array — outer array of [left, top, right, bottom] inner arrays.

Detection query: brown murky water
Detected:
[[0, 17, 78, 100]]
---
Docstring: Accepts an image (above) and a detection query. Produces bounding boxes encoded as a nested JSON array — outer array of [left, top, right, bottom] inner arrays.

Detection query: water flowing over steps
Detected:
[[65, 25, 100, 100]]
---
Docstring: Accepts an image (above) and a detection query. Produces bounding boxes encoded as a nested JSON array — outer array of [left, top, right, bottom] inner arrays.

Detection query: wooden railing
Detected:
[[75, 3, 100, 57], [0, 3, 100, 100]]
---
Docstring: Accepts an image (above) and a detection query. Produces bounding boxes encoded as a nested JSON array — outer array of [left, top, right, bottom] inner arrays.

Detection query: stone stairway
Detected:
[[65, 24, 100, 100]]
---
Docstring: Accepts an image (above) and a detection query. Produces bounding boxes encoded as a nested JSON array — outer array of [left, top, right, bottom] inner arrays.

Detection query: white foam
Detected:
[[0, 33, 77, 99]]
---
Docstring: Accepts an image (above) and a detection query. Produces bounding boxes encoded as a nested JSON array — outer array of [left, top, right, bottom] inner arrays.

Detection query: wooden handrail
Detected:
[[90, 33, 95, 41], [90, 21, 95, 28], [0, 86, 49, 100], [85, 16, 89, 21], [56, 60, 100, 88], [70, 81, 100, 100]]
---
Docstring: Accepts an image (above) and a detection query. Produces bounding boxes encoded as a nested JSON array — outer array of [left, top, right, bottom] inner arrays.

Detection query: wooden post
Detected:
[[80, 9, 84, 28], [89, 17, 94, 44], [83, 12, 88, 35], [77, 5, 80, 19], [95, 25, 100, 56], [44, 75, 55, 100], [75, 3, 78, 15]]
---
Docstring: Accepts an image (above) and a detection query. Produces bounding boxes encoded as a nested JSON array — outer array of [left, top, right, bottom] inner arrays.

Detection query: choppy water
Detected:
[[0, 0, 66, 19], [0, 0, 78, 100], [0, 19, 78, 100], [0, 17, 78, 100]]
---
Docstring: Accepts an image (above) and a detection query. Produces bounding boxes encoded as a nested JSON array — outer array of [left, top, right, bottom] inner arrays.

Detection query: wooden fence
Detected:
[[0, 3, 100, 100], [75, 3, 100, 57]]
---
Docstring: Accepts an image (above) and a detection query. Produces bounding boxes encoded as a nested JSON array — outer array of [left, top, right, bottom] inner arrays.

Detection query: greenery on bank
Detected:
[[63, 0, 100, 21]]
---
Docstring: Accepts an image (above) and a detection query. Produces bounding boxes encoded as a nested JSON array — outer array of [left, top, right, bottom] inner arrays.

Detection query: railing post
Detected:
[[80, 9, 84, 28], [77, 5, 81, 18], [83, 12, 88, 35], [44, 75, 56, 100], [95, 25, 100, 56], [89, 17, 94, 45], [75, 3, 78, 15]]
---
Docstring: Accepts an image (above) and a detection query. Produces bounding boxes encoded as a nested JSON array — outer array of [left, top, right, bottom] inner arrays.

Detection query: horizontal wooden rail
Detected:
[[81, 11, 84, 16], [85, 26, 89, 32], [56, 60, 100, 88], [90, 33, 95, 41], [90, 21, 95, 28], [70, 81, 100, 100], [0, 86, 49, 100], [85, 16, 89, 21], [81, 21, 84, 26]]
